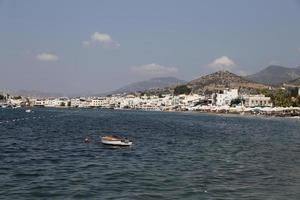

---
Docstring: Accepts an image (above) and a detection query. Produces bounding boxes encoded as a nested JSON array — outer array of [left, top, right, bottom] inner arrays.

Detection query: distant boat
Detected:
[[101, 135, 132, 146], [25, 109, 32, 113]]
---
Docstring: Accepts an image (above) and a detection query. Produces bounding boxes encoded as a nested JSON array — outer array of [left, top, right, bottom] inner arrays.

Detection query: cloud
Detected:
[[131, 63, 178, 75], [36, 53, 59, 61], [83, 32, 120, 48], [208, 56, 236, 70]]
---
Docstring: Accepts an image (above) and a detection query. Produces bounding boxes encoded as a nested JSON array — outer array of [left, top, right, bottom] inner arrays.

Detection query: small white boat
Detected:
[[25, 109, 31, 113], [101, 135, 132, 146]]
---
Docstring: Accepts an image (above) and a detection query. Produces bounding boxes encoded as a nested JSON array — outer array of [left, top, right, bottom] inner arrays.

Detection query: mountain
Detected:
[[246, 65, 300, 86], [112, 77, 186, 94], [186, 70, 268, 94]]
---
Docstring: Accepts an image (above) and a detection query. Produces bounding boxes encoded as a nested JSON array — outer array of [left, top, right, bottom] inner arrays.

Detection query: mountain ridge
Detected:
[[111, 77, 186, 94], [245, 65, 300, 86]]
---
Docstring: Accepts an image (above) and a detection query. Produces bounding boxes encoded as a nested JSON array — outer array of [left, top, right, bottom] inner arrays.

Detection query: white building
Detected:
[[243, 95, 272, 107], [181, 94, 205, 107], [91, 98, 106, 107], [34, 99, 47, 106], [215, 89, 239, 106], [70, 98, 81, 107]]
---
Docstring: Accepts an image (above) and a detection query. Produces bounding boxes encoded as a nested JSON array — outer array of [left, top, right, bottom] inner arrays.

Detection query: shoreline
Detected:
[[2, 105, 300, 120]]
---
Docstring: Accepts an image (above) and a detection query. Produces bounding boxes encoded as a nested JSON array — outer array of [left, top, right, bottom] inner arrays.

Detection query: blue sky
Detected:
[[1, 0, 300, 94]]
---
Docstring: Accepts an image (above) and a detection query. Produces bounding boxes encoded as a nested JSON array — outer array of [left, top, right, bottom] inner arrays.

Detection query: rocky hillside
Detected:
[[246, 65, 300, 86], [187, 70, 268, 94]]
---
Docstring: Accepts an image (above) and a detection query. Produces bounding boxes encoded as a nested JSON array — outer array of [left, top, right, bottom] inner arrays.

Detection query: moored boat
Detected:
[[101, 135, 132, 146]]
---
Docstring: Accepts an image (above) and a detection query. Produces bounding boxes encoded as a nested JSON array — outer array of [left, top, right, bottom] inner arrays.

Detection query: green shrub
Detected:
[[174, 85, 191, 95]]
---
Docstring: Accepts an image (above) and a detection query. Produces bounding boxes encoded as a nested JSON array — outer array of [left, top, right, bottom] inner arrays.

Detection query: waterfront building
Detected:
[[79, 98, 92, 108], [34, 98, 47, 107], [181, 94, 205, 107], [91, 98, 106, 107], [243, 95, 272, 107], [214, 89, 239, 106], [70, 98, 81, 107]]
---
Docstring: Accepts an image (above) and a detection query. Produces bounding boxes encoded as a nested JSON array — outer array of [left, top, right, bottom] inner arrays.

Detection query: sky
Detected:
[[1, 0, 300, 95]]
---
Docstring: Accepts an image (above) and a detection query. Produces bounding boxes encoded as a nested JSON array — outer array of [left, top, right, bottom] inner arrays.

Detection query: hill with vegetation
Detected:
[[185, 70, 268, 94]]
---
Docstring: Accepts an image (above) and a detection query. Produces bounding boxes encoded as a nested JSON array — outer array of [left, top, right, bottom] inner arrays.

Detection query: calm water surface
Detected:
[[0, 108, 300, 199]]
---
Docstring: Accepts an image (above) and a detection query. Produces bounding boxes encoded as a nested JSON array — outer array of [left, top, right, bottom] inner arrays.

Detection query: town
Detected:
[[1, 86, 300, 117]]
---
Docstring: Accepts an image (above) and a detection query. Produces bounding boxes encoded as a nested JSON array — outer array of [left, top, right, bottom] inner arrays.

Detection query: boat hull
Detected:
[[101, 138, 132, 146]]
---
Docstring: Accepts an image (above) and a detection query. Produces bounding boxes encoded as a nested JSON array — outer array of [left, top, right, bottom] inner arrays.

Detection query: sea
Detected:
[[0, 108, 300, 200]]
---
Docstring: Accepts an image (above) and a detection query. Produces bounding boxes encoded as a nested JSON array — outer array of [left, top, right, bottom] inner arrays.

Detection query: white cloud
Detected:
[[36, 53, 59, 61], [83, 32, 120, 48], [208, 56, 236, 70], [131, 63, 178, 75]]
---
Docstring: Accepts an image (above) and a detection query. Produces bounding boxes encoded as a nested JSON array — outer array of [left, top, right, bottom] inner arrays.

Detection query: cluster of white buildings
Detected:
[[29, 94, 205, 111], [1, 89, 273, 111], [212, 89, 272, 107]]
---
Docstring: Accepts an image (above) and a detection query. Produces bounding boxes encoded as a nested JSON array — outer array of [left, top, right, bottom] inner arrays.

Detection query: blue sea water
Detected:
[[0, 108, 300, 199]]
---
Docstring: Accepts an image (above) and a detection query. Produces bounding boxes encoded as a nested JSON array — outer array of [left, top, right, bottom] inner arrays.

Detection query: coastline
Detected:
[[2, 105, 300, 120]]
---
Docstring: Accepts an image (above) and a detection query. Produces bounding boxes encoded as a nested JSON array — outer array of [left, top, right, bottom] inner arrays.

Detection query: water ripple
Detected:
[[0, 108, 300, 199]]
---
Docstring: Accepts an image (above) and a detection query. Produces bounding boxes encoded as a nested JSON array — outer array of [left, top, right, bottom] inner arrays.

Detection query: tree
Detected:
[[272, 89, 293, 107], [230, 98, 242, 106], [257, 88, 273, 97], [0, 94, 4, 100], [60, 102, 66, 107], [67, 101, 71, 107], [174, 85, 191, 95], [257, 88, 292, 107], [12, 96, 22, 100], [293, 96, 300, 107]]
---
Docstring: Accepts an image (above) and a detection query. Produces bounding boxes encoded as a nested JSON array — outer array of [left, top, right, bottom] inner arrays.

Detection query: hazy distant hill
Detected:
[[284, 77, 300, 86], [112, 77, 186, 94], [186, 70, 268, 94], [246, 65, 300, 86], [12, 90, 64, 98]]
